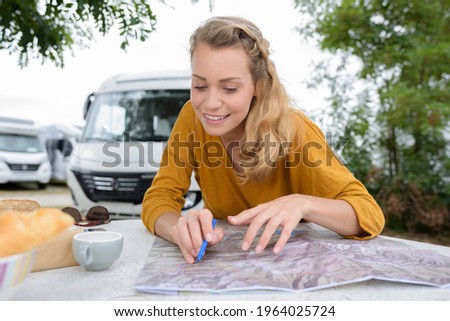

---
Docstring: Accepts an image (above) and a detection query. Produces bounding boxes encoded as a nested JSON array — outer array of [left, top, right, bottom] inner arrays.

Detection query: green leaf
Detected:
[[1, 0, 159, 67]]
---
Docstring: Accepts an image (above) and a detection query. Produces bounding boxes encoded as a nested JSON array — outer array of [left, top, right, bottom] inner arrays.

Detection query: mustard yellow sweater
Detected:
[[142, 101, 385, 239]]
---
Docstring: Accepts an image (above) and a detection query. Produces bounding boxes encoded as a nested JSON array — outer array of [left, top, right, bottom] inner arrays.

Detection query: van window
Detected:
[[0, 133, 43, 153], [82, 90, 189, 142]]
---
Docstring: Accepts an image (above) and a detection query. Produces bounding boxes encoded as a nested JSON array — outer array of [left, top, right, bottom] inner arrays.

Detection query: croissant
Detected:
[[0, 198, 40, 213], [0, 208, 75, 257]]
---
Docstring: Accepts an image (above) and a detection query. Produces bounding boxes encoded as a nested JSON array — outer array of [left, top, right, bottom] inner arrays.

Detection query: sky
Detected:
[[0, 0, 328, 128]]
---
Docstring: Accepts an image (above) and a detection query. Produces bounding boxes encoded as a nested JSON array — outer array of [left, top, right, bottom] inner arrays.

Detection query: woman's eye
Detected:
[[194, 86, 207, 91], [224, 87, 237, 93]]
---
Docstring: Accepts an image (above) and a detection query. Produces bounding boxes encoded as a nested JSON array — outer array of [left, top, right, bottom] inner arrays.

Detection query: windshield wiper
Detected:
[[83, 137, 112, 142], [131, 136, 168, 142]]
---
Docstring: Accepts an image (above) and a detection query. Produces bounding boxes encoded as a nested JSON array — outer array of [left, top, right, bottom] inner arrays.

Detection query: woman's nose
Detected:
[[205, 89, 222, 110]]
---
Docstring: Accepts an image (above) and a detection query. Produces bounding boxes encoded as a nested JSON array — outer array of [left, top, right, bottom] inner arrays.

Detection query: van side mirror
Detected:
[[83, 93, 95, 120], [64, 140, 74, 157], [57, 139, 74, 157]]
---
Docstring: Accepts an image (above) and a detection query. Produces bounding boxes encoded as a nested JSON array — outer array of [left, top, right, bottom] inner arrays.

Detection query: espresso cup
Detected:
[[72, 231, 123, 271]]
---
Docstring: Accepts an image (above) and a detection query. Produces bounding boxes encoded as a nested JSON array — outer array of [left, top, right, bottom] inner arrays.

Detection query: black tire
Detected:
[[37, 183, 48, 190]]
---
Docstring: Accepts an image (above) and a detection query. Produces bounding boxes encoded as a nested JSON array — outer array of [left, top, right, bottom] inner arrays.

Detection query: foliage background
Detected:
[[294, 0, 450, 243], [0, 0, 156, 67]]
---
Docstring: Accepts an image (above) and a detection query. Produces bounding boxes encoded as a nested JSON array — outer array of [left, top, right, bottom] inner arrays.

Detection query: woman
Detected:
[[142, 16, 385, 264]]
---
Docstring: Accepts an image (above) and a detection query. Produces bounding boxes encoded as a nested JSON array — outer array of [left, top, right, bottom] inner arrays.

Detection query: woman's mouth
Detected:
[[204, 113, 230, 121]]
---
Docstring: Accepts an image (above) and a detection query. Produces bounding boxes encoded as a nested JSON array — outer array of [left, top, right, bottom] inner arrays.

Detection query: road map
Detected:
[[135, 221, 450, 295]]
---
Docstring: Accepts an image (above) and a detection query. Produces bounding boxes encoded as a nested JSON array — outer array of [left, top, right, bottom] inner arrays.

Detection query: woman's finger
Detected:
[[228, 203, 267, 226], [239, 209, 273, 251], [187, 214, 204, 254], [254, 217, 282, 253], [273, 225, 296, 254], [176, 217, 197, 261], [210, 227, 224, 245], [198, 209, 214, 242]]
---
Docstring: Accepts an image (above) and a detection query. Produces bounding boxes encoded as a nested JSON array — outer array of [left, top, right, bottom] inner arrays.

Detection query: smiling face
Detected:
[[190, 43, 256, 143]]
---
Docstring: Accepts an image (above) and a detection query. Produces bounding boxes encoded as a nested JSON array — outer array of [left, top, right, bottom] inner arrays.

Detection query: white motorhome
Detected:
[[42, 124, 82, 182], [0, 117, 51, 189], [66, 70, 203, 218]]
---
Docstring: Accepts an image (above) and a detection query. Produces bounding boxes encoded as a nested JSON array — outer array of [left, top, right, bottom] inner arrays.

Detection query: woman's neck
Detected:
[[220, 123, 245, 173], [220, 121, 245, 147]]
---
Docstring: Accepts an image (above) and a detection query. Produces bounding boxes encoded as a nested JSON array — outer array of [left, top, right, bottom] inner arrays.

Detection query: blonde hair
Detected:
[[190, 16, 300, 182]]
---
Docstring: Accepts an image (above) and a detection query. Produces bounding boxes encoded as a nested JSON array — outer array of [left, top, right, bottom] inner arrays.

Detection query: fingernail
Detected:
[[273, 246, 281, 254], [255, 245, 263, 253], [205, 233, 212, 242], [191, 249, 197, 256], [241, 241, 249, 251]]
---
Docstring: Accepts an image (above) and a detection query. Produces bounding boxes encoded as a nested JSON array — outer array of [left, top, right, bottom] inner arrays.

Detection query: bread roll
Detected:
[[0, 208, 75, 257], [0, 199, 40, 213]]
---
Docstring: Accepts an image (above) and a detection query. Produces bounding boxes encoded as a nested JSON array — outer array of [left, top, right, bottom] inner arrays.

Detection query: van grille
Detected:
[[73, 170, 155, 204], [7, 163, 40, 171]]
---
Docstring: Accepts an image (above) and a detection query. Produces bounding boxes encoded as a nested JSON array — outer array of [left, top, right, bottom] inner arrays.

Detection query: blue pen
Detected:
[[196, 219, 217, 263]]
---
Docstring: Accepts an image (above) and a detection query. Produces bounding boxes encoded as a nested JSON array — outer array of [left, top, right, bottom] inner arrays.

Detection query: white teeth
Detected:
[[205, 114, 229, 121]]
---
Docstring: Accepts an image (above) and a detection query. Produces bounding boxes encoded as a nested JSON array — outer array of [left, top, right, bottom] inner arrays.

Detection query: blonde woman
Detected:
[[142, 16, 385, 264]]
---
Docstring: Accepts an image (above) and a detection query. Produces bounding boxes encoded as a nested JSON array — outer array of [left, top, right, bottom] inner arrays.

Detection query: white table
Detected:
[[14, 220, 450, 301]]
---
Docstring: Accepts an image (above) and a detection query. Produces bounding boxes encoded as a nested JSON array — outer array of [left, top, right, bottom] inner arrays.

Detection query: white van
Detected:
[[42, 124, 82, 182], [66, 70, 203, 218], [0, 117, 51, 189]]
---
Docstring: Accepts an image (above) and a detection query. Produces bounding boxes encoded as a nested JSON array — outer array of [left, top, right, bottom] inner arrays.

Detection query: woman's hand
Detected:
[[227, 194, 311, 255], [171, 209, 224, 264]]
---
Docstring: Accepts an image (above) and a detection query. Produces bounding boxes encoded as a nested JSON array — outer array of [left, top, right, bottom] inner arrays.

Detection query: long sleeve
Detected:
[[289, 111, 385, 239], [141, 103, 197, 234]]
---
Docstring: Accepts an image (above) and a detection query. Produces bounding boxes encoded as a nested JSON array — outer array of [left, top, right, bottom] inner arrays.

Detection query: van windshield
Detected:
[[82, 89, 190, 142], [0, 134, 44, 153]]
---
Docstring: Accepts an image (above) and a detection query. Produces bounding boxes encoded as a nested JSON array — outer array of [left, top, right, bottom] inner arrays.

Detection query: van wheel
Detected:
[[37, 183, 48, 190]]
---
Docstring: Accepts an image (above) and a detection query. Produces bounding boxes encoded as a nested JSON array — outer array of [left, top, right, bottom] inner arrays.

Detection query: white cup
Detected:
[[72, 231, 123, 271]]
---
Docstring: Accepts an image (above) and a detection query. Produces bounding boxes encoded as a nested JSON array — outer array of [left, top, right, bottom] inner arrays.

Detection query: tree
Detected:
[[294, 0, 450, 234], [0, 0, 157, 67]]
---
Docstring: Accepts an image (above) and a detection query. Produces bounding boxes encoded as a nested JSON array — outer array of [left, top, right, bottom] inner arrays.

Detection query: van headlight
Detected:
[[0, 158, 8, 172], [40, 161, 51, 173], [183, 191, 202, 210], [68, 154, 81, 172]]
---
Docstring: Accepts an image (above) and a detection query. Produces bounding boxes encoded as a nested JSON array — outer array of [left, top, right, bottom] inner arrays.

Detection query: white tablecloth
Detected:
[[14, 220, 450, 300]]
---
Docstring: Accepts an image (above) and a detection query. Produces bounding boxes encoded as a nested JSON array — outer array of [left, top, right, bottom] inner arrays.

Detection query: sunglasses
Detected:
[[62, 206, 111, 226]]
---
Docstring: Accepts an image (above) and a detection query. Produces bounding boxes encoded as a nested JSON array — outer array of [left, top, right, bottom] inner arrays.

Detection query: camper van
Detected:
[[0, 117, 51, 189], [42, 124, 82, 182], [66, 70, 203, 218]]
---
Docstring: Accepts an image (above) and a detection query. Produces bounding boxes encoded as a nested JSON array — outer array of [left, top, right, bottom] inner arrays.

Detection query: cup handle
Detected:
[[78, 244, 94, 266]]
